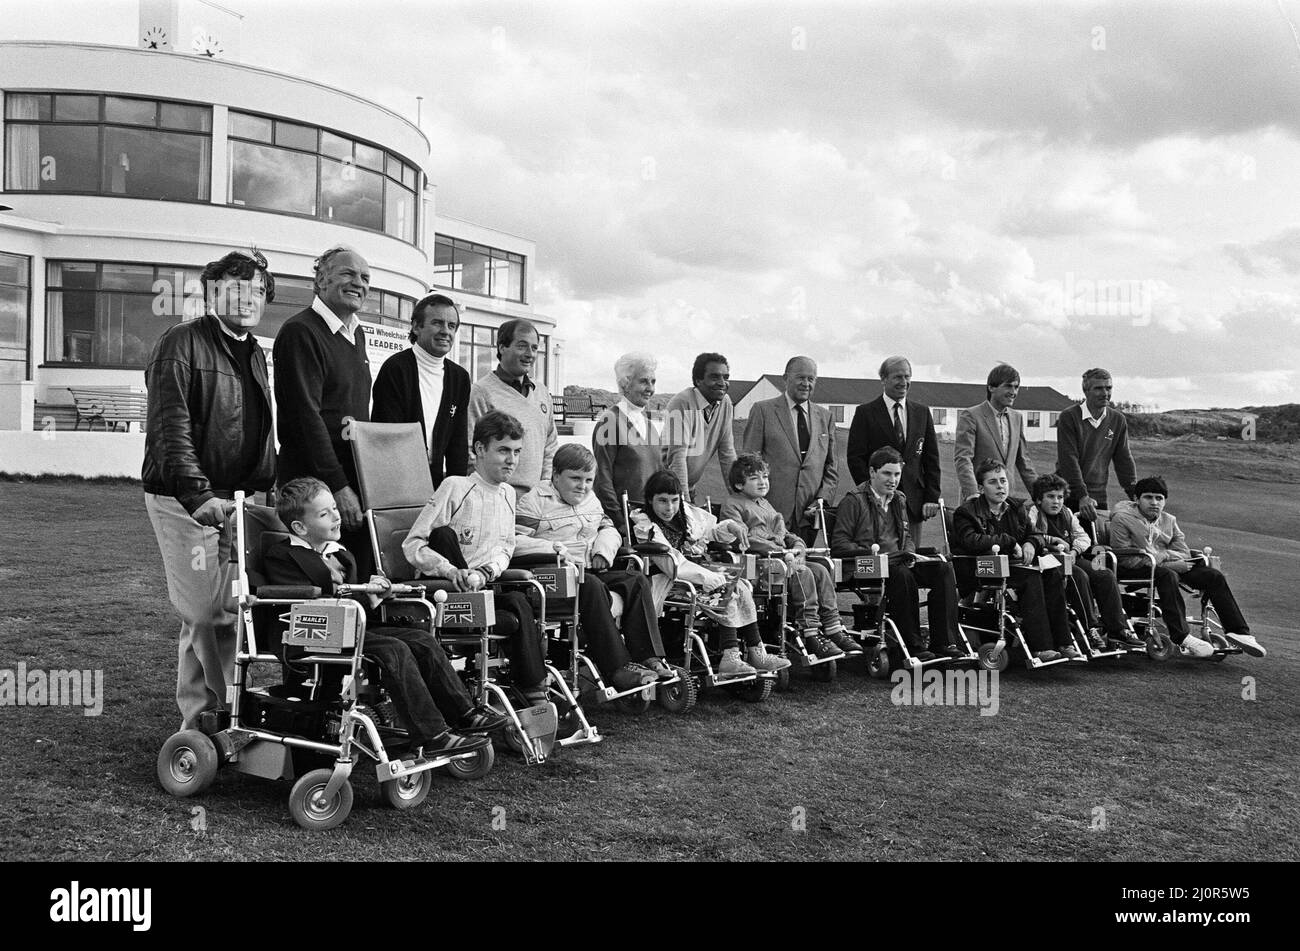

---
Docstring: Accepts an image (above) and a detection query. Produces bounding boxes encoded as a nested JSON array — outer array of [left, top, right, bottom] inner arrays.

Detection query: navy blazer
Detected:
[[845, 397, 941, 522], [370, 347, 471, 488]]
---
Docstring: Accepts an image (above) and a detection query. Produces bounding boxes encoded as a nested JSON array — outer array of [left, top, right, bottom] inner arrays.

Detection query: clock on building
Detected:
[[192, 32, 223, 58], [141, 26, 168, 49]]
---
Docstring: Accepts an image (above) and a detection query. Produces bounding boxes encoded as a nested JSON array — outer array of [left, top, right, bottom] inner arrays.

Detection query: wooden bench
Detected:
[[67, 386, 148, 432], [562, 395, 607, 421], [552, 395, 567, 424]]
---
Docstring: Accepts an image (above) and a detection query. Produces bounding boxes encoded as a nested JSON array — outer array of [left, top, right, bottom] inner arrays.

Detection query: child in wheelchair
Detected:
[[1026, 473, 1140, 652], [719, 452, 862, 658], [515, 443, 672, 690], [632, 470, 792, 678], [951, 460, 1081, 662], [401, 410, 554, 705], [1109, 475, 1265, 658], [265, 477, 507, 760]]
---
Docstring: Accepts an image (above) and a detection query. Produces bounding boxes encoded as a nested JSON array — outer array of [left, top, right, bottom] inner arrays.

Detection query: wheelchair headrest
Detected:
[[350, 421, 435, 510]]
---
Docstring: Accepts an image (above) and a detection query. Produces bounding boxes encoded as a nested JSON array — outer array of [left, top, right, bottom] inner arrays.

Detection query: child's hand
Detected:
[[590, 554, 610, 572], [367, 574, 393, 598]]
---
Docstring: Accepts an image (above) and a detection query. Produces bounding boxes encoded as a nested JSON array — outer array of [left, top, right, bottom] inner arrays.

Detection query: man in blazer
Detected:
[[845, 355, 941, 544], [741, 356, 838, 541], [371, 293, 470, 489], [954, 363, 1038, 501]]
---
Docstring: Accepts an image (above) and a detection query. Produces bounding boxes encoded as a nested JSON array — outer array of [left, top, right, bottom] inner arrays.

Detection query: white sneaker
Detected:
[[1224, 632, 1266, 658], [746, 644, 792, 673], [717, 647, 757, 679], [1180, 634, 1215, 659]]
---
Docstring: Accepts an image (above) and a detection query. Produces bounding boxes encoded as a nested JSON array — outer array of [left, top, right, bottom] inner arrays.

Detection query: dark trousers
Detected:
[[885, 560, 960, 651], [594, 569, 666, 662], [1070, 563, 1128, 636], [423, 526, 548, 689], [1124, 564, 1250, 641], [364, 626, 473, 745], [557, 571, 667, 677], [1005, 566, 1071, 652]]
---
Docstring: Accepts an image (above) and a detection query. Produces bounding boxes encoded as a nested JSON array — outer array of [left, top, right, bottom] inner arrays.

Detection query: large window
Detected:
[[5, 93, 211, 201], [257, 278, 415, 339], [45, 261, 203, 368], [227, 112, 419, 244], [433, 236, 525, 303], [0, 252, 31, 382]]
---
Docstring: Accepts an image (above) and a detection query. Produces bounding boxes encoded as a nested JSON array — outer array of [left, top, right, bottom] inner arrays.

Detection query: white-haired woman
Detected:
[[593, 352, 666, 538]]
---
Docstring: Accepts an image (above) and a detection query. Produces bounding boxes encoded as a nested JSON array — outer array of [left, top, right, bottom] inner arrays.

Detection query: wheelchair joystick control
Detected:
[[871, 544, 880, 555], [991, 545, 1000, 554], [1203, 546, 1213, 556], [432, 589, 448, 604], [466, 571, 484, 590]]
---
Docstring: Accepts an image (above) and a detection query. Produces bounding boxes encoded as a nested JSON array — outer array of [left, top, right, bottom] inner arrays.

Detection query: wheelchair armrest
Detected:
[[408, 577, 457, 594], [255, 585, 321, 601], [510, 552, 562, 568], [706, 540, 736, 555], [634, 542, 670, 556], [496, 569, 535, 583], [915, 546, 942, 557]]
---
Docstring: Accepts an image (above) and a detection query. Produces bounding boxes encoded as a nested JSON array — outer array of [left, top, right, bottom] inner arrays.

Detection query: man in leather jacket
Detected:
[[143, 249, 276, 732]]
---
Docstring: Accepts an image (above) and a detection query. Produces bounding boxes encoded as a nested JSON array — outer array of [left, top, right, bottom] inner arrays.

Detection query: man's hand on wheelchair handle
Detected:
[[335, 486, 363, 532], [192, 497, 235, 528], [922, 502, 940, 520]]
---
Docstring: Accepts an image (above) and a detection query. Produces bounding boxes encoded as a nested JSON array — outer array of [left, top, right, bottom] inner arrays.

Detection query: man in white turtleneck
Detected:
[[372, 293, 471, 487]]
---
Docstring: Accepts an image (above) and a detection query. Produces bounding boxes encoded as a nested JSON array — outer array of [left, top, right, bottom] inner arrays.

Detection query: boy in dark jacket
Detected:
[[951, 460, 1077, 661], [265, 477, 506, 760]]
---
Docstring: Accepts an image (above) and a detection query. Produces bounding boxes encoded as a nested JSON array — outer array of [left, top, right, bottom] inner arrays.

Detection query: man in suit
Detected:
[[371, 292, 470, 489], [846, 355, 941, 544], [663, 352, 738, 504], [954, 363, 1038, 501], [273, 244, 373, 571], [740, 355, 838, 541]]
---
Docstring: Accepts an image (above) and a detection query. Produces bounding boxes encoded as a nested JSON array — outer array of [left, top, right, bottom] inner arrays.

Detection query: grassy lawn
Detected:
[[2, 435, 1297, 861]]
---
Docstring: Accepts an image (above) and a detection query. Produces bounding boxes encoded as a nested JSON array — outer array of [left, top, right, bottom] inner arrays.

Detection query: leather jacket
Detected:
[[952, 495, 1032, 555], [830, 483, 915, 559], [142, 314, 275, 513]]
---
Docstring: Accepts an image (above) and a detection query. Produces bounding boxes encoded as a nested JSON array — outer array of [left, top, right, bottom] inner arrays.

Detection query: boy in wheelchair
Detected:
[[632, 470, 792, 678], [951, 460, 1081, 662], [264, 477, 507, 760], [831, 447, 965, 662], [719, 452, 862, 658], [515, 443, 672, 690], [1109, 476, 1265, 658], [1026, 474, 1140, 652]]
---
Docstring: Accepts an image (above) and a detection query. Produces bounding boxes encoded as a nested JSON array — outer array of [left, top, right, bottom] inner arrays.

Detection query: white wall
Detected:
[[0, 430, 146, 477]]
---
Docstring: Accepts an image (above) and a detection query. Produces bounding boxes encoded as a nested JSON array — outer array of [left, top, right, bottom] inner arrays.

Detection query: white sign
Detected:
[[360, 320, 408, 375]]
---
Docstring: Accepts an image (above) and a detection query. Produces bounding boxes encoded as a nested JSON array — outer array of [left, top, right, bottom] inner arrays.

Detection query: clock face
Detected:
[[142, 26, 167, 49], [192, 32, 223, 58]]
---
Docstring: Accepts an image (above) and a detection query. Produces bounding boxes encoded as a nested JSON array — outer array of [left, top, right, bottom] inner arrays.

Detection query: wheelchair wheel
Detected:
[[1145, 621, 1175, 661], [288, 768, 353, 831], [157, 730, 219, 798], [867, 645, 891, 679], [617, 691, 653, 714], [446, 742, 495, 781], [977, 642, 1010, 673], [728, 677, 773, 703], [498, 722, 526, 756], [774, 667, 792, 692], [381, 769, 432, 809], [811, 659, 837, 683], [656, 666, 697, 714]]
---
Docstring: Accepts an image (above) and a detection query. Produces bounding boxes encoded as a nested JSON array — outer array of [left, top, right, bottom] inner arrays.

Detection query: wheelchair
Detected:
[[349, 422, 603, 765], [1090, 513, 1240, 663], [812, 499, 976, 680], [155, 492, 492, 832], [510, 544, 696, 717], [936, 502, 1076, 672]]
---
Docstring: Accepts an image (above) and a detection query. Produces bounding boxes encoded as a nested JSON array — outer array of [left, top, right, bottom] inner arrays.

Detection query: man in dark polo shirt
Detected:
[[273, 245, 374, 570]]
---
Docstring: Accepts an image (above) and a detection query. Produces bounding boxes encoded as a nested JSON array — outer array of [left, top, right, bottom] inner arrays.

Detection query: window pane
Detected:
[[354, 142, 383, 171], [5, 94, 51, 121], [491, 255, 523, 301], [320, 131, 352, 161], [99, 290, 176, 366], [385, 153, 403, 180], [473, 325, 493, 345], [105, 96, 157, 126], [274, 120, 317, 151], [0, 285, 27, 347], [399, 298, 413, 322], [402, 163, 417, 189], [49, 261, 98, 289], [381, 292, 399, 318], [320, 158, 383, 230], [474, 344, 493, 380], [432, 239, 456, 287], [0, 253, 29, 285], [384, 183, 415, 242], [101, 263, 155, 292], [229, 111, 273, 142], [228, 140, 317, 215], [48, 288, 97, 362], [6, 124, 100, 191], [103, 127, 211, 200], [456, 244, 491, 295], [160, 102, 211, 132], [54, 94, 99, 121]]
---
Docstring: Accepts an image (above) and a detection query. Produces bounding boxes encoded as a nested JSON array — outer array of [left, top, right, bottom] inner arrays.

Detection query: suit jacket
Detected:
[[845, 396, 940, 522], [370, 347, 470, 488], [741, 396, 837, 535], [954, 401, 1038, 501], [261, 538, 368, 652]]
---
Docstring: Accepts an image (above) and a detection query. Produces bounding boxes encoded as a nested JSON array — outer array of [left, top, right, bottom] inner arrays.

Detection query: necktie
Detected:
[[998, 412, 1010, 452], [893, 402, 905, 447], [796, 403, 810, 456]]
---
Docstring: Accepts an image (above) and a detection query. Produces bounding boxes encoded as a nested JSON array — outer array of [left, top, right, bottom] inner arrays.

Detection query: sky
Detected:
[[5, 0, 1300, 409]]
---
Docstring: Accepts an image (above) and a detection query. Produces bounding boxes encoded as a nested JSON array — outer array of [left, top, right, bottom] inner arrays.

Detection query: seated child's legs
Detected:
[[1081, 564, 1127, 636], [1068, 564, 1101, 629], [1147, 565, 1190, 641], [595, 569, 667, 662], [370, 626, 473, 724], [912, 560, 960, 648], [362, 632, 451, 746], [491, 590, 549, 691], [1180, 564, 1250, 634], [786, 563, 823, 631], [573, 576, 634, 677], [883, 566, 924, 650], [1042, 567, 1073, 649], [804, 559, 848, 637], [1007, 568, 1052, 653]]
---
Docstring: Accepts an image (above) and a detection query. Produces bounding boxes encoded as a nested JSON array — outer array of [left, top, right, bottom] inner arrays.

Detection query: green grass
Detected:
[[2, 437, 1297, 861]]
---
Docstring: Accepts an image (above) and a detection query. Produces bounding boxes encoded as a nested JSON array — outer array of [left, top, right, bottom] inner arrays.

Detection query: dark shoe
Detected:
[[612, 663, 657, 691], [826, 630, 863, 654], [1059, 644, 1085, 660], [915, 650, 937, 662], [419, 730, 490, 757], [942, 644, 965, 659], [1114, 631, 1145, 649], [803, 631, 843, 659], [641, 657, 676, 680], [457, 704, 509, 734]]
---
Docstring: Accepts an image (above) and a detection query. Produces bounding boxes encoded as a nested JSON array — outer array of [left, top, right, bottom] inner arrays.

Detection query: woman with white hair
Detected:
[[593, 352, 666, 537]]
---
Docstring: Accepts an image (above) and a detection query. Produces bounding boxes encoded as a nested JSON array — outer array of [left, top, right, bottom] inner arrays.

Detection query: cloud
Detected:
[[1224, 226, 1300, 276]]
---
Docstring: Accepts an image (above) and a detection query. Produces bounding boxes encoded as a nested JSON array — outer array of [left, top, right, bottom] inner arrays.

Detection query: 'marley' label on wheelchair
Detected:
[[284, 600, 362, 653], [976, 555, 1010, 578], [531, 564, 581, 598], [853, 555, 889, 579], [435, 591, 496, 628]]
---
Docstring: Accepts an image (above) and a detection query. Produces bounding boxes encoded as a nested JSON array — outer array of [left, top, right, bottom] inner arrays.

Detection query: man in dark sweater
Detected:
[[1056, 368, 1138, 525], [273, 245, 374, 570]]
